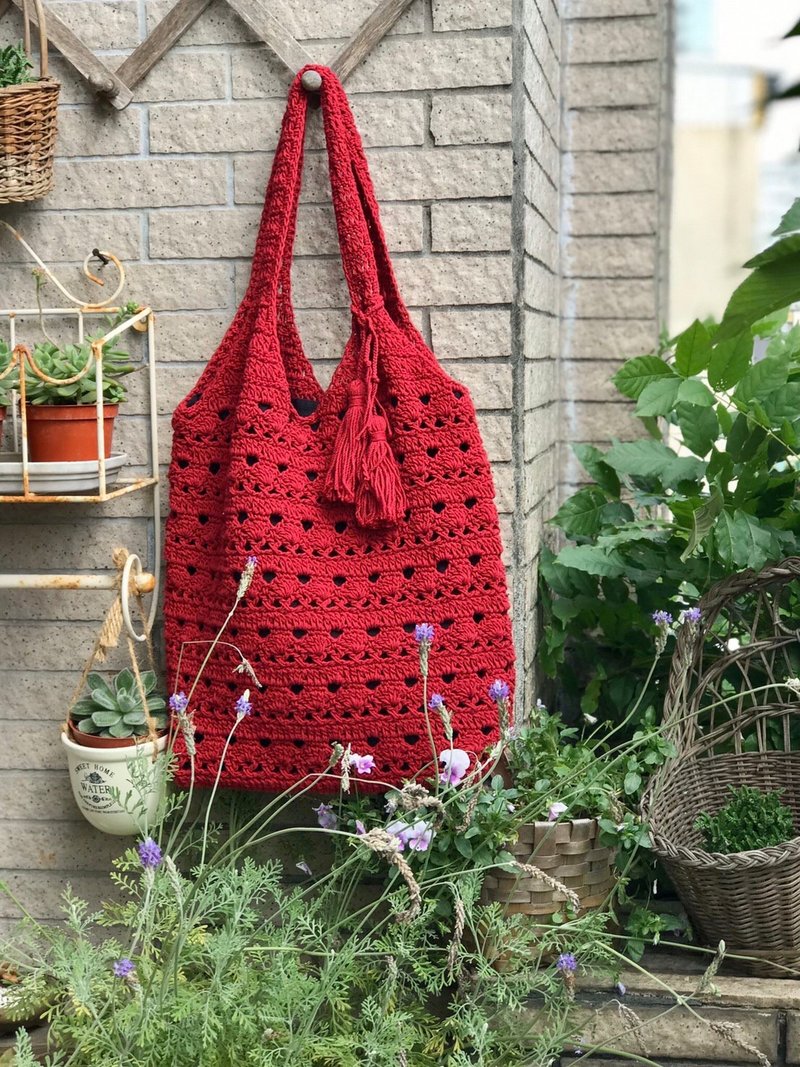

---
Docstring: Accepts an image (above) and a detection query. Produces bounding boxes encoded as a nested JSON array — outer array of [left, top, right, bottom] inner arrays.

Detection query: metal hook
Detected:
[[121, 553, 150, 643], [92, 248, 111, 267]]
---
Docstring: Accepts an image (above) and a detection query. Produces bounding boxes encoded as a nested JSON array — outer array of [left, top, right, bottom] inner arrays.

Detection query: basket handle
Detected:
[[21, 0, 49, 79]]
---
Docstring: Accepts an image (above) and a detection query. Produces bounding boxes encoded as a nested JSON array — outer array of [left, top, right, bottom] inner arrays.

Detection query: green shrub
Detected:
[[0, 42, 32, 88], [695, 785, 795, 853]]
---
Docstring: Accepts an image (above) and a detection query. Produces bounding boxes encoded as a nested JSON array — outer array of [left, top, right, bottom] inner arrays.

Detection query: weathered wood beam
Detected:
[[331, 0, 418, 82], [225, 0, 313, 74], [115, 0, 214, 91], [7, 0, 132, 107]]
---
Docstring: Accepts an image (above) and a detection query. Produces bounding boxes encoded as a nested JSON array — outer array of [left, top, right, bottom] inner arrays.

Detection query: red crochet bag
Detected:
[[164, 66, 515, 791]]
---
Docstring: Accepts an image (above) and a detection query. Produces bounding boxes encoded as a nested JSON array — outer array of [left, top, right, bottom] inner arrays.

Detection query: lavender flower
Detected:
[[488, 679, 510, 702], [439, 748, 471, 787], [313, 802, 338, 831], [169, 691, 189, 714], [652, 610, 674, 653], [681, 606, 702, 624], [557, 952, 578, 974], [355, 819, 367, 836], [348, 752, 375, 776], [429, 693, 444, 710], [548, 802, 568, 822], [113, 958, 135, 978], [235, 689, 252, 719], [138, 837, 162, 870], [414, 623, 434, 644], [651, 610, 673, 626]]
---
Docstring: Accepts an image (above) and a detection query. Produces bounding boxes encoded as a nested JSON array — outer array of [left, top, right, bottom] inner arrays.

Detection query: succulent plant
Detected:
[[70, 669, 167, 740], [0, 339, 19, 407]]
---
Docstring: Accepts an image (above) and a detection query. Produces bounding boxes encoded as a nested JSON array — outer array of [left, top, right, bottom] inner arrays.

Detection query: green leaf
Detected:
[[773, 198, 800, 236], [551, 486, 609, 538], [624, 771, 642, 795], [114, 668, 135, 695], [108, 720, 133, 739], [604, 439, 705, 488], [612, 355, 677, 401], [744, 232, 800, 270], [681, 485, 723, 561], [555, 545, 627, 578], [674, 319, 711, 377], [139, 670, 158, 694], [676, 402, 718, 457], [734, 349, 790, 404], [714, 510, 776, 570], [76, 717, 101, 735], [90, 687, 117, 711], [572, 444, 620, 497], [676, 379, 715, 407], [123, 710, 147, 725], [708, 331, 753, 390], [718, 251, 800, 340], [635, 376, 681, 417], [91, 710, 122, 728]]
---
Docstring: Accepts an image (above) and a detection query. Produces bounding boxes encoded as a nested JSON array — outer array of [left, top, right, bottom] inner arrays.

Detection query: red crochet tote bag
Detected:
[[164, 66, 516, 791]]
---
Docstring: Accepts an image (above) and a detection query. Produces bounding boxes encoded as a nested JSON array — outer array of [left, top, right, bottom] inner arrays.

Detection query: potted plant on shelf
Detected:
[[61, 668, 169, 836], [23, 303, 138, 463]]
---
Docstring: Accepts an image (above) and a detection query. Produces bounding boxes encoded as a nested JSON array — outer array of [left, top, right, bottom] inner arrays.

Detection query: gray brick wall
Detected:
[[0, 0, 670, 922]]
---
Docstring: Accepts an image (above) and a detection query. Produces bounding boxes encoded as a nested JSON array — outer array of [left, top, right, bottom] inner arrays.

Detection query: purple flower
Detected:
[[355, 819, 367, 836], [246, 555, 258, 568], [313, 802, 338, 831], [488, 679, 510, 702], [557, 952, 578, 974], [138, 837, 162, 870], [169, 691, 189, 714], [651, 610, 673, 627], [235, 689, 252, 719], [406, 820, 434, 852], [348, 752, 375, 775], [414, 623, 434, 644], [113, 957, 135, 978], [439, 748, 471, 787], [548, 802, 568, 822], [616, 980, 626, 996], [681, 606, 702, 624], [386, 819, 412, 849], [429, 693, 445, 710]]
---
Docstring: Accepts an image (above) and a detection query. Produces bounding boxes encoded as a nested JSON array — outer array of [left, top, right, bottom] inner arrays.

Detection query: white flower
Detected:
[[725, 637, 741, 653], [548, 802, 568, 822]]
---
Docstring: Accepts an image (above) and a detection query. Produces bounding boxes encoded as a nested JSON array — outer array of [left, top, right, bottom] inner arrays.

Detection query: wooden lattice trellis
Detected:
[[0, 0, 416, 108]]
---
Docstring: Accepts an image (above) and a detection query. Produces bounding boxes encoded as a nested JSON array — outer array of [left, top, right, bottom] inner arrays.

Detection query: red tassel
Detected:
[[356, 414, 406, 528], [323, 379, 367, 503]]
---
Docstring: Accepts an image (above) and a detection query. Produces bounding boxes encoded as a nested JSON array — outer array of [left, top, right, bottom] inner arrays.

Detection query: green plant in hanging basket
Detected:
[[695, 785, 795, 854], [0, 42, 32, 89], [70, 669, 167, 739]]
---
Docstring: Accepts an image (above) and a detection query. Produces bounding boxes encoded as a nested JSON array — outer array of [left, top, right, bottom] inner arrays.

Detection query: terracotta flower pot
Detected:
[[25, 404, 118, 462], [61, 728, 169, 836], [67, 722, 162, 749]]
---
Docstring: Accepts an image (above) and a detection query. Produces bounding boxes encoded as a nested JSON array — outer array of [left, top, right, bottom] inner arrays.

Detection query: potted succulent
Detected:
[[24, 322, 136, 462], [61, 668, 169, 836], [0, 339, 19, 445]]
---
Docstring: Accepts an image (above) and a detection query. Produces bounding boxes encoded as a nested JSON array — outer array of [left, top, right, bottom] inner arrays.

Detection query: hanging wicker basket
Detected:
[[0, 0, 60, 204], [483, 817, 616, 917], [643, 558, 800, 977]]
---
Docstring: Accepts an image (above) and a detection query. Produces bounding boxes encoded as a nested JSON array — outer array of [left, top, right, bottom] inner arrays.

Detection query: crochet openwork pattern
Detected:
[[164, 67, 516, 791]]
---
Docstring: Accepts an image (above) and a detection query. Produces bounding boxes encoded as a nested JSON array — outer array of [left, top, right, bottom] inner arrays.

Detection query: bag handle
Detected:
[[21, 0, 50, 79]]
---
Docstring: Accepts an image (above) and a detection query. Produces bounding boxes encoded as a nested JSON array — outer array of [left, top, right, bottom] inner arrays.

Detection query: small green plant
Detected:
[[695, 785, 795, 853], [0, 42, 32, 89], [70, 669, 167, 739], [0, 340, 18, 407], [25, 339, 135, 405]]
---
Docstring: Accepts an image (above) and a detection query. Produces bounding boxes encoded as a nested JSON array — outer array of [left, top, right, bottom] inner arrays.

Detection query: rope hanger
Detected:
[[0, 0, 418, 109]]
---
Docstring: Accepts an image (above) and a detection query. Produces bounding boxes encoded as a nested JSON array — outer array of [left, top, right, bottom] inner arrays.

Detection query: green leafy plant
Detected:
[[0, 340, 18, 407], [24, 297, 139, 405], [0, 42, 32, 89], [695, 785, 795, 854], [69, 668, 167, 739], [540, 199, 800, 730]]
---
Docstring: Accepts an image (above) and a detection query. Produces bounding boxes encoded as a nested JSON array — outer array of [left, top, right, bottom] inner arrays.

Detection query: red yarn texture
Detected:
[[164, 67, 516, 791]]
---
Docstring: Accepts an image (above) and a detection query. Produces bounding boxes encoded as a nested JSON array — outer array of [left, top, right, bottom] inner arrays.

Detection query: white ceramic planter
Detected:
[[61, 731, 169, 836]]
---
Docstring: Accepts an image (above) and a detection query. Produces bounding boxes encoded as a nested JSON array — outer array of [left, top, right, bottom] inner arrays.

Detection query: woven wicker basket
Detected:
[[643, 558, 800, 977], [483, 817, 616, 917], [0, 0, 59, 204]]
